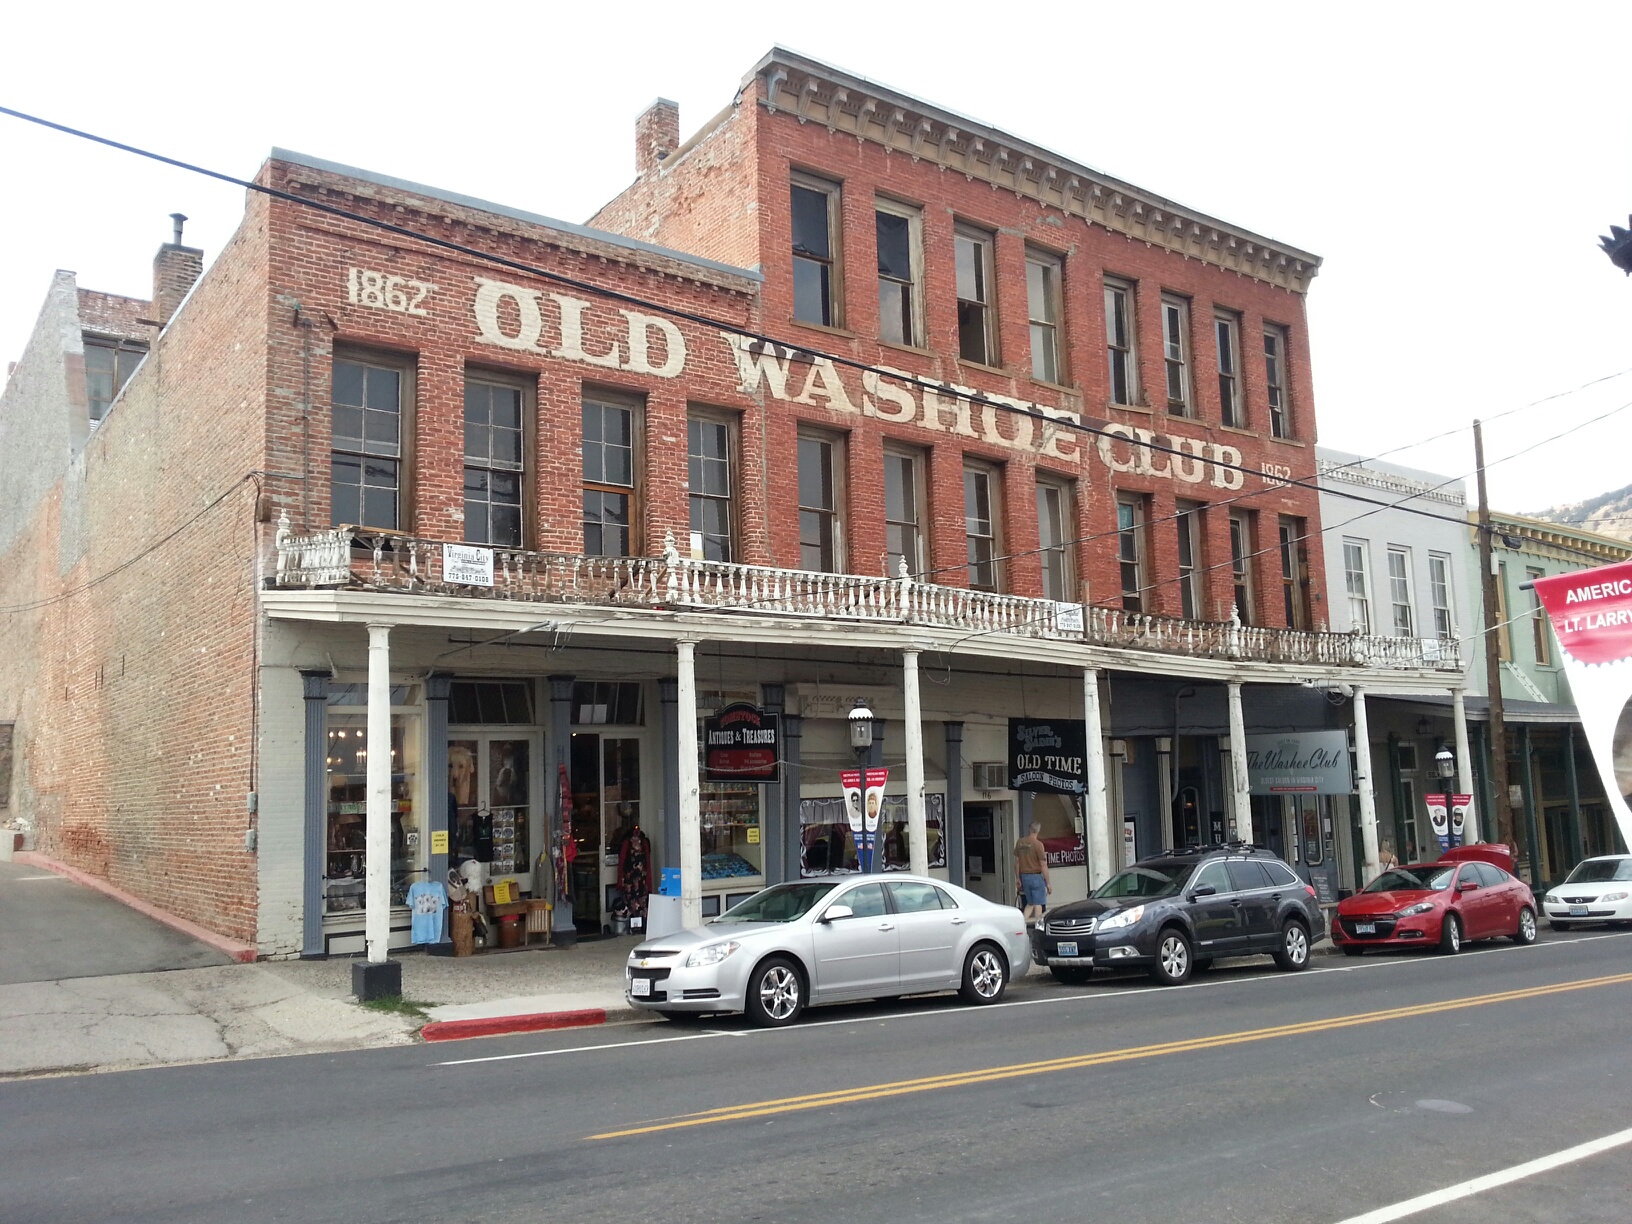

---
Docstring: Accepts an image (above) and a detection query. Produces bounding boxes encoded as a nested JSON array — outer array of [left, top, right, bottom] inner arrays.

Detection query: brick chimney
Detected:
[[152, 212, 204, 326], [634, 98, 680, 177]]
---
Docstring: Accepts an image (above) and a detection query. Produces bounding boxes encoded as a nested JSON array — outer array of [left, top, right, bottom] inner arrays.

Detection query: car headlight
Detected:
[[1097, 905, 1145, 931], [1544, 894, 1561, 906], [1601, 892, 1629, 903], [684, 940, 741, 968], [1397, 903, 1436, 917]]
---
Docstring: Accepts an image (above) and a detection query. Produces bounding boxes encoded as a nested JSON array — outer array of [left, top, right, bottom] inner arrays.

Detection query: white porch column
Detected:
[[1083, 668, 1112, 890], [365, 622, 392, 964], [676, 639, 703, 929], [902, 648, 928, 876], [1354, 686, 1381, 882], [1452, 687, 1480, 843], [1227, 679, 1253, 845]]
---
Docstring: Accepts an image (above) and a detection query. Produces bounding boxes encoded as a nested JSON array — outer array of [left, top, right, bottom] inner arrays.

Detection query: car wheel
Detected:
[[744, 956, 805, 1027], [1512, 907, 1537, 945], [1149, 927, 1193, 986], [1341, 945, 1366, 957], [1438, 912, 1462, 956], [1549, 918, 1573, 932], [1049, 966, 1093, 986], [959, 943, 1009, 1004], [1273, 920, 1311, 971]]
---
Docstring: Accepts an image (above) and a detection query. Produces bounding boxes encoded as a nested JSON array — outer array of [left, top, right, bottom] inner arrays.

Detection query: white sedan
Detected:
[[625, 876, 1031, 1026], [1542, 855, 1632, 929]]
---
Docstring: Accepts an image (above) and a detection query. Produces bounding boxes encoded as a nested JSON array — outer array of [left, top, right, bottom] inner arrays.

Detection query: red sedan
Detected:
[[1334, 855, 1537, 955]]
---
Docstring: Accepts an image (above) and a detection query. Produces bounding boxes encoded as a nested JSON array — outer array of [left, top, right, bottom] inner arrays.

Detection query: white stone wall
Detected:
[[255, 657, 308, 958]]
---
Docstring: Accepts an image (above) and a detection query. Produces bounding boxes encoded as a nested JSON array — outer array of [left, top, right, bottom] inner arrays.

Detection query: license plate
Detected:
[[1570, 906, 1589, 917], [631, 978, 651, 998], [1057, 941, 1078, 957], [1354, 923, 1376, 935]]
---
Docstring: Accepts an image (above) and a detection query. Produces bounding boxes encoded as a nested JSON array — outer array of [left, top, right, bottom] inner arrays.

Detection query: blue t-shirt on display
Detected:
[[406, 881, 448, 944]]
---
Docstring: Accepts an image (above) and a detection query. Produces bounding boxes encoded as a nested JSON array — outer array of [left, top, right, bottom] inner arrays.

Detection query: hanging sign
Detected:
[[1246, 730, 1353, 795], [442, 543, 495, 587], [1532, 560, 1632, 851], [704, 703, 780, 783], [430, 830, 449, 855], [1008, 719, 1087, 794], [1425, 794, 1451, 854], [840, 767, 889, 871], [1449, 794, 1472, 848]]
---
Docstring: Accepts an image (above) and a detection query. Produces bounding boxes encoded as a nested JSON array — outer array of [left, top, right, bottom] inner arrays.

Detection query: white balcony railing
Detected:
[[271, 519, 1462, 673]]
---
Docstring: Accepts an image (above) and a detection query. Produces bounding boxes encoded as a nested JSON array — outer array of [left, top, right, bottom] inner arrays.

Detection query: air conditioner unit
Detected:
[[971, 762, 1008, 792]]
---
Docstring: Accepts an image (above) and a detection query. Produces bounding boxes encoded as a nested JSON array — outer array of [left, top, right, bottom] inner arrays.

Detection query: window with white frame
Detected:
[[1527, 566, 1550, 666], [792, 174, 842, 327], [1161, 295, 1192, 416], [1229, 511, 1257, 624], [687, 412, 736, 562], [1279, 516, 1309, 629], [1343, 540, 1373, 635], [964, 463, 1002, 592], [1117, 493, 1147, 612], [463, 374, 525, 548], [875, 199, 922, 347], [1264, 324, 1291, 439], [331, 352, 409, 531], [1387, 547, 1414, 636], [1176, 501, 1204, 620], [1429, 552, 1455, 642], [1216, 310, 1243, 428], [955, 225, 998, 365], [1104, 278, 1137, 405], [883, 445, 926, 578], [1026, 248, 1064, 384], [798, 430, 843, 572], [582, 393, 640, 557], [1036, 477, 1074, 602]]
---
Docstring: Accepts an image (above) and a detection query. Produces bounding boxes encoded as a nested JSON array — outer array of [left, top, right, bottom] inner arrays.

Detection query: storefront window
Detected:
[[325, 713, 421, 913], [449, 737, 532, 879], [800, 793, 946, 876], [701, 781, 763, 880]]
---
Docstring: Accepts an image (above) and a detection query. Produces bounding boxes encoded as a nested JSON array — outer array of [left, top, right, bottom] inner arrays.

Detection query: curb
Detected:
[[14, 851, 259, 964], [421, 1007, 615, 1042]]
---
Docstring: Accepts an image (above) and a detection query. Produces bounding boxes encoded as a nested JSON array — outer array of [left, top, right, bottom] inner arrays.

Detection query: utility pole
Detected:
[[1473, 419, 1515, 847]]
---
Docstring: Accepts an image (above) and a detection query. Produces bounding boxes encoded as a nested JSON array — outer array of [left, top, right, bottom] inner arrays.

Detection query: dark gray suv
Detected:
[[1033, 845, 1325, 986]]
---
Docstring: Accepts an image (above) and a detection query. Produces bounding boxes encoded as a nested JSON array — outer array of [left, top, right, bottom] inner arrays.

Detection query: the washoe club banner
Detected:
[[1531, 559, 1632, 849]]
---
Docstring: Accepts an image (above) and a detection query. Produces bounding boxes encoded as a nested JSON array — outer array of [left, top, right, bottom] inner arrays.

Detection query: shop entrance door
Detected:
[[963, 801, 1014, 906], [569, 732, 644, 936], [448, 733, 539, 893]]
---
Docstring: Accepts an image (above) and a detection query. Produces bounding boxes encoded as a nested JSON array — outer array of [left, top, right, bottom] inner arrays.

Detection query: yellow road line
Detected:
[[588, 971, 1632, 1140]]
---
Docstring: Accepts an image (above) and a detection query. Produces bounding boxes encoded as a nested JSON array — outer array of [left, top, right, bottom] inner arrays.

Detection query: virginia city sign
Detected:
[[1245, 730, 1353, 796]]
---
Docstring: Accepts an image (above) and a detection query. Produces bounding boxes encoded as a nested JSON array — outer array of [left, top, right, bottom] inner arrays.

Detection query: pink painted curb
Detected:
[[420, 1007, 608, 1042], [14, 851, 259, 964]]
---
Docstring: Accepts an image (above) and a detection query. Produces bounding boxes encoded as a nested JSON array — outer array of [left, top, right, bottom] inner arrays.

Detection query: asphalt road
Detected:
[[0, 860, 229, 985], [3, 930, 1630, 1224]]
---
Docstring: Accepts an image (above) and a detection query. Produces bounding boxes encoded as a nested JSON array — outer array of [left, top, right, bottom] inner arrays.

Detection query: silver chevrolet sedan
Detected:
[[626, 876, 1031, 1026]]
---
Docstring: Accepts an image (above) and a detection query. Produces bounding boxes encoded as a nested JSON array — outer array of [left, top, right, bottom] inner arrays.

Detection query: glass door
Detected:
[[569, 732, 644, 935], [449, 734, 537, 892]]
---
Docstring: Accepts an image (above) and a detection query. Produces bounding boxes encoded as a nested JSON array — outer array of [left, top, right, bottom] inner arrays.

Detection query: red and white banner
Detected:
[[839, 768, 889, 872], [1532, 559, 1632, 849]]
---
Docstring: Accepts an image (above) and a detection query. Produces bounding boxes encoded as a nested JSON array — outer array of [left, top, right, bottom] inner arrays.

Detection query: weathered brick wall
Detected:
[[593, 75, 1331, 627], [0, 199, 272, 942]]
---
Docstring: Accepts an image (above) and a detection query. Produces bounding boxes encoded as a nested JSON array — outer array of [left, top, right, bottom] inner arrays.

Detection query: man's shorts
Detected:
[[1019, 872, 1047, 907]]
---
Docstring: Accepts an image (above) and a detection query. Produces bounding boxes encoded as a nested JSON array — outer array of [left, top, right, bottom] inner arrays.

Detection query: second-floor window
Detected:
[[1036, 477, 1073, 602], [1496, 560, 1512, 661], [582, 394, 639, 557], [1264, 325, 1291, 439], [463, 375, 525, 547], [876, 200, 921, 347], [1279, 517, 1309, 629], [84, 337, 147, 423], [791, 175, 841, 327], [964, 463, 1002, 592], [955, 225, 998, 365], [1216, 310, 1243, 428], [1176, 502, 1203, 620], [1229, 512, 1256, 623], [883, 446, 925, 577], [1117, 494, 1146, 612], [1344, 540, 1373, 635], [331, 353, 406, 530], [1429, 552, 1455, 641], [688, 413, 735, 562], [1527, 565, 1550, 665], [1104, 279, 1137, 405], [1161, 295, 1192, 416], [798, 431, 842, 572], [1027, 249, 1063, 384], [1387, 546, 1414, 636]]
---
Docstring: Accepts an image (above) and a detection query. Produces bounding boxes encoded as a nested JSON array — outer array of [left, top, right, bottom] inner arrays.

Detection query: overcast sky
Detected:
[[4, 1, 1629, 517]]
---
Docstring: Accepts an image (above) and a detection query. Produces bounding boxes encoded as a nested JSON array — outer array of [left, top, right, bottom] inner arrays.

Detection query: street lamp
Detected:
[[1434, 743, 1455, 782], [848, 700, 875, 872], [848, 698, 875, 755]]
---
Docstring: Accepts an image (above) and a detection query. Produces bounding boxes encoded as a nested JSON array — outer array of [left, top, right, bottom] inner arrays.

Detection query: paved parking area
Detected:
[[0, 859, 231, 986]]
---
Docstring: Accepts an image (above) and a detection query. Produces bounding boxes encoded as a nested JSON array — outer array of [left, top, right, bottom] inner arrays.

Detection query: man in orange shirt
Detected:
[[1015, 822, 1051, 925]]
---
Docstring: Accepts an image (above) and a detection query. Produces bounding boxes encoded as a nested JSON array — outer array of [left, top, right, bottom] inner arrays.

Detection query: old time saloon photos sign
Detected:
[[704, 703, 781, 784], [1008, 719, 1088, 794]]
